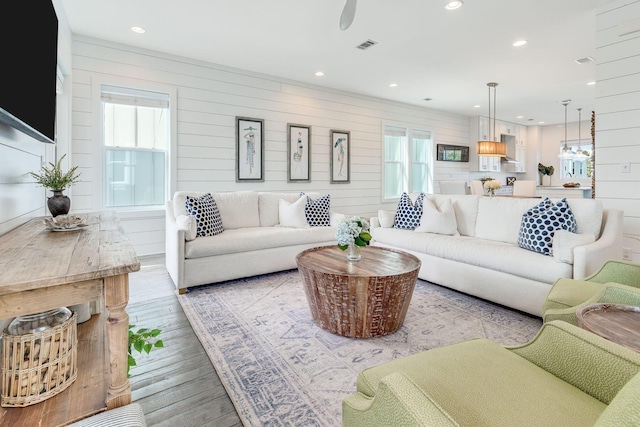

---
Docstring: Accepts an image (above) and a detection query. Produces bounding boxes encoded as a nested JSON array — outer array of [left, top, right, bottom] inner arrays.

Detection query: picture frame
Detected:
[[330, 130, 350, 183], [506, 176, 517, 186], [287, 124, 311, 182], [436, 144, 469, 162], [236, 117, 264, 182]]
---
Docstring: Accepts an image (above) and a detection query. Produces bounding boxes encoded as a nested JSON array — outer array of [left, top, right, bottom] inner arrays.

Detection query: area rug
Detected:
[[178, 270, 542, 427]]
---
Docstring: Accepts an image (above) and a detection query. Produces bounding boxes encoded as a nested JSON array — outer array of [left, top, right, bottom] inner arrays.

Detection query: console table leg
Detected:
[[104, 273, 132, 409]]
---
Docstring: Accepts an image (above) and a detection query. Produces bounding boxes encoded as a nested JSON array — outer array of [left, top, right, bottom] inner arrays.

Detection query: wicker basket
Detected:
[[1, 312, 78, 407]]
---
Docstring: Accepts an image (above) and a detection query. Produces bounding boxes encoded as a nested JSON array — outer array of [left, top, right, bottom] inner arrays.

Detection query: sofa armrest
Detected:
[[370, 217, 381, 229], [544, 283, 640, 325], [342, 372, 459, 427], [573, 209, 623, 279], [165, 200, 185, 292], [582, 259, 640, 286], [510, 320, 640, 404]]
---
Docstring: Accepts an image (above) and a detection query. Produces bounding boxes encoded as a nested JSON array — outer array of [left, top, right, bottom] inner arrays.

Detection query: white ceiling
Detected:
[[59, 0, 598, 125]]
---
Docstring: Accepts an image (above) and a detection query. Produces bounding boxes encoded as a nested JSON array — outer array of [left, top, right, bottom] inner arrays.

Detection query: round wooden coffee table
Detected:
[[296, 245, 421, 338], [576, 303, 640, 353]]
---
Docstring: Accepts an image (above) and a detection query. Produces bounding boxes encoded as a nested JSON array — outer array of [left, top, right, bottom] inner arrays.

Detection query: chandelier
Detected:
[[476, 82, 507, 157]]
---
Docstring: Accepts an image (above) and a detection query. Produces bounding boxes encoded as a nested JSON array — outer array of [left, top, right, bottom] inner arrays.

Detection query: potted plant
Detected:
[[128, 324, 164, 378], [30, 154, 81, 217]]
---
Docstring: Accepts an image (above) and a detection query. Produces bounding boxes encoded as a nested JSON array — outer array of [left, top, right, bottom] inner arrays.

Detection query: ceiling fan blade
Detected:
[[339, 0, 357, 31]]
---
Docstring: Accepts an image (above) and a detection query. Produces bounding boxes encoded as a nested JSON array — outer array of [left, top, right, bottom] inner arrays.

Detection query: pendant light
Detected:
[[573, 108, 589, 161], [557, 100, 574, 160], [476, 82, 507, 157]]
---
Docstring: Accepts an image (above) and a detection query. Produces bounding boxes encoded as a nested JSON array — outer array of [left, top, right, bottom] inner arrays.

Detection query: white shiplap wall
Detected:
[[69, 36, 470, 256], [596, 0, 640, 262]]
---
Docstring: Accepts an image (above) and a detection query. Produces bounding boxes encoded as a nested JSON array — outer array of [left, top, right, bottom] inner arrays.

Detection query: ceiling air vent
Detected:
[[575, 56, 595, 65], [356, 39, 378, 50]]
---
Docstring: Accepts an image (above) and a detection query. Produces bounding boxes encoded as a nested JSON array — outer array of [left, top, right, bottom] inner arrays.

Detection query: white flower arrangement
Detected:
[[483, 179, 502, 196], [335, 216, 372, 250]]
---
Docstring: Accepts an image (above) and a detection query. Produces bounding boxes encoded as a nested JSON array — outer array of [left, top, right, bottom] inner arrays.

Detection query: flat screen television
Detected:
[[0, 1, 58, 144]]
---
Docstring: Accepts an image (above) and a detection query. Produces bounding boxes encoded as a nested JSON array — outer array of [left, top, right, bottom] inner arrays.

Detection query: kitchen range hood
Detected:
[[501, 155, 519, 164]]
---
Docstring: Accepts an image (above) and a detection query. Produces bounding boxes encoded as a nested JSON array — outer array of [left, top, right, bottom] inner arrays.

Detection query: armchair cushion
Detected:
[[542, 278, 605, 311]]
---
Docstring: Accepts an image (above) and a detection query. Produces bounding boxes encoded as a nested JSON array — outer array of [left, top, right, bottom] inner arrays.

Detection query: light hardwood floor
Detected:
[[128, 255, 242, 427]]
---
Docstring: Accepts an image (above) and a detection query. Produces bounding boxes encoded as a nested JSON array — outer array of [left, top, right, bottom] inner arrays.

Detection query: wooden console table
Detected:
[[0, 212, 140, 426]]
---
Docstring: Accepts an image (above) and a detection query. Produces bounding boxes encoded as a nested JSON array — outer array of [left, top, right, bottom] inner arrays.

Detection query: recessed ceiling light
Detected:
[[575, 56, 595, 65], [314, 71, 325, 77], [587, 81, 596, 85], [389, 83, 398, 88], [473, 105, 481, 108], [538, 121, 545, 124], [423, 98, 433, 101], [445, 1, 464, 10], [513, 40, 527, 47], [516, 115, 524, 119], [131, 26, 146, 34]]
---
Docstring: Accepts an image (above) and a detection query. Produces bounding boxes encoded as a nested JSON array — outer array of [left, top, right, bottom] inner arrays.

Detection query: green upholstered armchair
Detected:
[[542, 259, 640, 325], [342, 321, 640, 427]]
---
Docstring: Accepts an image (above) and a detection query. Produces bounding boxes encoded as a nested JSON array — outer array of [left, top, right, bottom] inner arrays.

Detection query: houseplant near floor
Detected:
[[128, 324, 164, 378], [30, 154, 81, 217]]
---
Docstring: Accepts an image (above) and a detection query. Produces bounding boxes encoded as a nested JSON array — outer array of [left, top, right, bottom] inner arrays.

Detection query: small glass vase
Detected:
[[347, 243, 361, 262], [487, 189, 495, 197]]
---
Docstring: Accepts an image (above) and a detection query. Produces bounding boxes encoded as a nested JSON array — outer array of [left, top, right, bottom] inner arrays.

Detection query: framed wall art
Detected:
[[236, 116, 264, 182], [436, 144, 469, 162], [287, 123, 311, 182], [330, 130, 350, 183]]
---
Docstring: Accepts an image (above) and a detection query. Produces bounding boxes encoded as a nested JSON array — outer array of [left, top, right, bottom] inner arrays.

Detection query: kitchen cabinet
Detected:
[[479, 155, 501, 172]]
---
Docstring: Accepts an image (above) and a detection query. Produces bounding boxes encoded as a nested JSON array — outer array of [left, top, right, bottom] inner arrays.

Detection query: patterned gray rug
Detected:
[[178, 269, 542, 427]]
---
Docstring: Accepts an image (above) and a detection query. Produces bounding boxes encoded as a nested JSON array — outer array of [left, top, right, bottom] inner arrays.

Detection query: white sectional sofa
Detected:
[[166, 190, 341, 293], [371, 194, 623, 316]]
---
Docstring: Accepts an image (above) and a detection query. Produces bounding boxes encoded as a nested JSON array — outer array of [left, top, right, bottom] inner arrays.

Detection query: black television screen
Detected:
[[0, 1, 58, 144]]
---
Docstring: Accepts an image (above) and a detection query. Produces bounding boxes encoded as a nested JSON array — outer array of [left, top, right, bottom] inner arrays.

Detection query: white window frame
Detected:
[[382, 125, 434, 201], [91, 79, 177, 213]]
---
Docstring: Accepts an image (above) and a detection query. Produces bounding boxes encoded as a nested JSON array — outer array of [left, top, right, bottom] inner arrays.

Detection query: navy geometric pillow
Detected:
[[393, 193, 425, 230], [300, 192, 331, 226], [185, 193, 224, 237], [517, 198, 577, 256]]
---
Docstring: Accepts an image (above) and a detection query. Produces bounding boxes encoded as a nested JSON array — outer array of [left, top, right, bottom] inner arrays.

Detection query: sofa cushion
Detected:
[[394, 192, 424, 230], [378, 210, 396, 228], [414, 198, 459, 236], [301, 192, 331, 226], [371, 227, 572, 284], [553, 230, 596, 264], [185, 193, 224, 237], [279, 197, 309, 228], [518, 198, 577, 256], [184, 226, 336, 258], [565, 198, 604, 239], [475, 197, 545, 244], [174, 191, 260, 230], [258, 192, 320, 227]]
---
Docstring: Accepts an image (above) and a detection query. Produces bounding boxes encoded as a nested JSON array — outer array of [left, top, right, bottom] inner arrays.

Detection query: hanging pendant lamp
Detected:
[[573, 108, 589, 161], [476, 82, 507, 157], [557, 100, 574, 160]]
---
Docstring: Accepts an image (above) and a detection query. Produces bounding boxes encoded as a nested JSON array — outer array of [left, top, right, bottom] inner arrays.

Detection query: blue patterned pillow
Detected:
[[300, 192, 331, 226], [185, 193, 224, 237], [517, 198, 577, 255], [393, 193, 425, 230]]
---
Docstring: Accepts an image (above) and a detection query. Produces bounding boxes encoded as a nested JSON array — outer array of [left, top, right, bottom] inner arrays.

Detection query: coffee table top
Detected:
[[296, 245, 420, 277], [577, 303, 640, 353]]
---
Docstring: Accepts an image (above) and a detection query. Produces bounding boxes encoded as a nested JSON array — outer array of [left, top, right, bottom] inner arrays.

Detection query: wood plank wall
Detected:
[[69, 36, 470, 256], [596, 0, 640, 262]]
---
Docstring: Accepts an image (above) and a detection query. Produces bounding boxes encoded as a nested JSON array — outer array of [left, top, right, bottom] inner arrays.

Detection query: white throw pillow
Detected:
[[176, 215, 197, 241], [378, 210, 396, 228], [278, 197, 309, 228], [553, 230, 596, 264], [330, 211, 346, 226], [414, 198, 459, 235]]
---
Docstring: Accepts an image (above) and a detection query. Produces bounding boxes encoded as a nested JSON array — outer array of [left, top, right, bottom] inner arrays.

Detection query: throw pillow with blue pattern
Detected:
[[299, 192, 331, 226], [185, 193, 224, 237], [393, 192, 424, 230], [517, 198, 576, 255]]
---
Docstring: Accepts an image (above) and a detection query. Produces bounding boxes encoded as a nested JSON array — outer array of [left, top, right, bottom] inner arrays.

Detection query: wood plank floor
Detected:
[[128, 255, 242, 427]]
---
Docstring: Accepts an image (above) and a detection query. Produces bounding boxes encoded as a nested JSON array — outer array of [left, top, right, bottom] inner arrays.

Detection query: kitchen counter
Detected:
[[536, 186, 593, 199]]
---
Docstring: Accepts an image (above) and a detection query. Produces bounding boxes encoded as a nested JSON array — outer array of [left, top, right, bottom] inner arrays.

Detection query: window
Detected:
[[383, 125, 433, 199], [558, 141, 591, 179], [101, 85, 170, 208]]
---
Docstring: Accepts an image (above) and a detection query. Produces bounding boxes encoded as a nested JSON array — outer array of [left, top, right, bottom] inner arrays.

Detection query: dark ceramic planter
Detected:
[[47, 190, 71, 217]]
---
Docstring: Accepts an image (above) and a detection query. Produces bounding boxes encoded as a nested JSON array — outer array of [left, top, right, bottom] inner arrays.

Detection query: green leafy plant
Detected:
[[29, 154, 81, 191], [128, 324, 164, 378], [538, 163, 555, 176]]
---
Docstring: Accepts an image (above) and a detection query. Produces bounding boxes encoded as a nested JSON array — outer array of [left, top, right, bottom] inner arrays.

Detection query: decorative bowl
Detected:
[[43, 215, 88, 231], [563, 183, 581, 188]]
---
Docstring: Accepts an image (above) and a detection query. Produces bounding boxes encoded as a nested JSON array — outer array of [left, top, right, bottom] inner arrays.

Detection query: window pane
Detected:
[[384, 163, 403, 199], [137, 106, 168, 150], [111, 104, 137, 148], [106, 149, 166, 207], [411, 164, 428, 193], [384, 136, 404, 161], [412, 138, 428, 162]]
